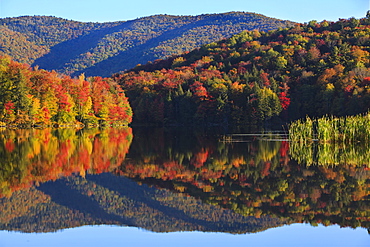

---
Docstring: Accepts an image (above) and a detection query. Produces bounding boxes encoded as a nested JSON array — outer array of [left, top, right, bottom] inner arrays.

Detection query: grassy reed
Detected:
[[289, 113, 370, 144]]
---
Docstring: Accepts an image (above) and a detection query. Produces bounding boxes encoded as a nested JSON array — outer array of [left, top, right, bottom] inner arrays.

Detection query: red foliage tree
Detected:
[[278, 92, 291, 110]]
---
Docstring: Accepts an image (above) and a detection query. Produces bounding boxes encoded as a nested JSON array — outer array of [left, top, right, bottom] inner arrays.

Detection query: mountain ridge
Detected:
[[0, 12, 295, 76]]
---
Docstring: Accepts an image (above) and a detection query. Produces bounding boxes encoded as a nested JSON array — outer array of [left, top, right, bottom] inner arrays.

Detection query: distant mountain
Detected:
[[0, 13, 294, 77], [0, 173, 289, 233]]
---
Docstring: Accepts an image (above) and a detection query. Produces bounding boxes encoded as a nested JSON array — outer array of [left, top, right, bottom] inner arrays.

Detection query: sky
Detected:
[[0, 0, 368, 23]]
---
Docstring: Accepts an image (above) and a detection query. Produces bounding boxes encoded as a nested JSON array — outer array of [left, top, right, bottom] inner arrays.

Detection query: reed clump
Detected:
[[289, 113, 370, 144]]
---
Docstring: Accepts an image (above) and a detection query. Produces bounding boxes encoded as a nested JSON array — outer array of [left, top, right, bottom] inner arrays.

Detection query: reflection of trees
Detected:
[[0, 127, 367, 232], [0, 127, 132, 197], [117, 128, 369, 230]]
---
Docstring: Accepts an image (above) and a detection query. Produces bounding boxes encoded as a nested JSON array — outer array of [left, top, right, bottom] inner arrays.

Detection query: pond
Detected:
[[0, 127, 368, 246]]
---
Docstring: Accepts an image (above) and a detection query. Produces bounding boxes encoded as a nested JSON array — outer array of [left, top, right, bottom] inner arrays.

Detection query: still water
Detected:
[[0, 127, 368, 246], [0, 224, 368, 247]]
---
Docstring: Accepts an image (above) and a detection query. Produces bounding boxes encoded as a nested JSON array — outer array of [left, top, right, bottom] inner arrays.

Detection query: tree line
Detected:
[[0, 55, 132, 127]]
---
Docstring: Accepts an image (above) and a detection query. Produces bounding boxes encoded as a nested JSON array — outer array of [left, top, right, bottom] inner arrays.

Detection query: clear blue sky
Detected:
[[0, 0, 368, 23]]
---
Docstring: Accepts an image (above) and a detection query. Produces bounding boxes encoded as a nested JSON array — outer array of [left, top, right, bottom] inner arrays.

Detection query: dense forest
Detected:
[[0, 56, 132, 127], [114, 15, 370, 126], [0, 13, 294, 77], [2, 15, 369, 127]]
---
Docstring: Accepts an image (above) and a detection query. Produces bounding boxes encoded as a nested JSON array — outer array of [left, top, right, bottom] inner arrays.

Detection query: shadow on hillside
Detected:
[[32, 20, 135, 71], [34, 14, 249, 77], [77, 15, 235, 77], [32, 13, 292, 77]]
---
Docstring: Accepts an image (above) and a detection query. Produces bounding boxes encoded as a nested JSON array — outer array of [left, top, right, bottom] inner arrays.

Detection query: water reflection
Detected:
[[0, 127, 368, 235], [0, 127, 132, 197], [119, 128, 369, 231]]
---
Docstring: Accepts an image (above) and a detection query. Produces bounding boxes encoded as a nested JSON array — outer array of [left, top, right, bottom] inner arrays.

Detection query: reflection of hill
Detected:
[[0, 174, 289, 233], [0, 127, 368, 234], [117, 128, 370, 231]]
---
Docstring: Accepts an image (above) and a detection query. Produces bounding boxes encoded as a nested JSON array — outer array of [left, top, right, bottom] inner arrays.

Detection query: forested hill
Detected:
[[115, 16, 370, 125], [0, 12, 294, 77]]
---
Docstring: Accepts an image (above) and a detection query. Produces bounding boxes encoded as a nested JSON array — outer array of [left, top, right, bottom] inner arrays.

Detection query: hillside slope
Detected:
[[0, 12, 294, 76], [114, 16, 370, 125]]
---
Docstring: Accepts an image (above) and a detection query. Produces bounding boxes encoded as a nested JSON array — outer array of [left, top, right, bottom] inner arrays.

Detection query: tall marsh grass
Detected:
[[289, 113, 370, 144], [289, 113, 370, 167]]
